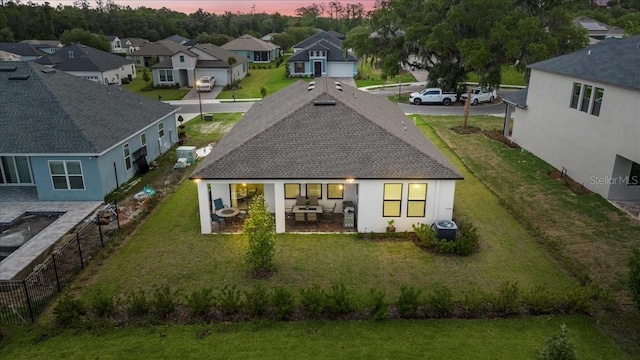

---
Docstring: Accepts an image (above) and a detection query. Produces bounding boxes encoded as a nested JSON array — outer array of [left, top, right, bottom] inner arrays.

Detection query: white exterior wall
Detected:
[[326, 62, 357, 77], [66, 65, 134, 85], [511, 69, 640, 199], [196, 178, 457, 234]]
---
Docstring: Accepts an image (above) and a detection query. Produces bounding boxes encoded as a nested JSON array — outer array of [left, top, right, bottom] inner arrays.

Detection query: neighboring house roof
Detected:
[[503, 88, 528, 109], [528, 34, 640, 90], [20, 39, 62, 48], [288, 39, 356, 63], [35, 43, 134, 72], [192, 43, 250, 65], [261, 33, 278, 42], [104, 35, 119, 42], [163, 34, 195, 47], [573, 16, 626, 40], [150, 58, 173, 69], [0, 50, 21, 61], [293, 30, 342, 49], [326, 30, 345, 40], [221, 34, 279, 52], [122, 37, 149, 47], [0, 42, 44, 57], [191, 78, 462, 180], [0, 61, 177, 155], [129, 40, 190, 57]]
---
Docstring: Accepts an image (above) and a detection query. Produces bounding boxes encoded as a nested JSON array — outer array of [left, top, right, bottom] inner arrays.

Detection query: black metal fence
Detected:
[[0, 203, 119, 324]]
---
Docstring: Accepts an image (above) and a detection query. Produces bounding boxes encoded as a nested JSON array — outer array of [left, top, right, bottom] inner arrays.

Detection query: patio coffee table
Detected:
[[216, 207, 240, 224]]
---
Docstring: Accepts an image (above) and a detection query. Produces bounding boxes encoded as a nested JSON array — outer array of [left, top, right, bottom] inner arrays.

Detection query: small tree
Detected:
[[462, 88, 471, 131], [142, 68, 151, 87], [536, 325, 577, 360], [227, 56, 237, 66], [243, 194, 276, 278], [260, 86, 267, 98], [630, 248, 640, 310]]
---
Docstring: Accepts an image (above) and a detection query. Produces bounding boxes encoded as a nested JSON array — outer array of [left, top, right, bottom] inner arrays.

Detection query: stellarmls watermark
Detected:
[[589, 175, 640, 186]]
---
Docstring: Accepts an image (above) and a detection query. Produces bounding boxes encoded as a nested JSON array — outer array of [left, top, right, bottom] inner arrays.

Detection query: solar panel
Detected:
[[580, 22, 608, 31]]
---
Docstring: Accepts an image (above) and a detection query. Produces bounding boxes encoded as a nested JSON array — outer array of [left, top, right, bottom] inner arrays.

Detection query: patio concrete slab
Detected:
[[0, 200, 103, 280]]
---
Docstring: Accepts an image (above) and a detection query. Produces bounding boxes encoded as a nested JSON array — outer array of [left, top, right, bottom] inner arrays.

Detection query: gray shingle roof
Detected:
[[191, 78, 462, 180], [503, 88, 528, 108], [0, 61, 177, 155], [0, 42, 44, 57], [192, 43, 249, 65], [221, 34, 279, 52], [293, 31, 342, 49], [289, 39, 356, 63], [35, 44, 133, 72], [130, 40, 190, 57], [528, 34, 640, 90]]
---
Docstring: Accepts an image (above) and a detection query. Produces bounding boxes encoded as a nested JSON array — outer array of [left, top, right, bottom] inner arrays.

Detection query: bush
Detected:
[[218, 284, 242, 315], [630, 248, 640, 310], [460, 288, 489, 318], [88, 289, 115, 318], [126, 289, 152, 317], [366, 288, 387, 320], [271, 287, 295, 320], [186, 288, 215, 317], [413, 223, 435, 247], [494, 281, 521, 316], [53, 295, 86, 327], [425, 283, 454, 318], [326, 283, 355, 316], [560, 286, 595, 314], [244, 284, 270, 317], [524, 285, 556, 315], [396, 285, 422, 318], [300, 284, 328, 318], [413, 218, 478, 256], [152, 285, 177, 318], [536, 325, 576, 360], [259, 86, 267, 98]]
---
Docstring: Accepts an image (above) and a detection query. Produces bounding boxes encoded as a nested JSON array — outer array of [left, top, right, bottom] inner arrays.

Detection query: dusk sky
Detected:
[[30, 0, 378, 16]]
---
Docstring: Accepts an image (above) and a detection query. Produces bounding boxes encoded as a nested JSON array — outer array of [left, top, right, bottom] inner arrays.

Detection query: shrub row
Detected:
[[54, 282, 601, 328]]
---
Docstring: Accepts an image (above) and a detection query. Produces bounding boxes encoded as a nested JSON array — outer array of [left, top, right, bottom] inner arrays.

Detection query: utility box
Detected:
[[203, 113, 214, 121], [432, 220, 457, 241], [343, 213, 355, 228], [176, 146, 197, 164]]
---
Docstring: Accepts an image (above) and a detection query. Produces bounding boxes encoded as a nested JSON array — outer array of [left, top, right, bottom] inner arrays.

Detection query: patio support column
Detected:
[[197, 180, 212, 234], [274, 184, 286, 233], [503, 104, 513, 138]]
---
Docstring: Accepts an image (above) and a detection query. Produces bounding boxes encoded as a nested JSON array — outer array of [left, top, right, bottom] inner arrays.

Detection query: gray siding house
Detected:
[[221, 34, 280, 63], [0, 61, 179, 201]]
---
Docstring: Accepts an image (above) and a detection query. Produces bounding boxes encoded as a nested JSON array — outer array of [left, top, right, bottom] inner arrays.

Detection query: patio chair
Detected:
[[286, 205, 295, 222], [211, 213, 225, 233], [213, 198, 226, 211], [294, 212, 306, 225], [296, 196, 306, 206], [307, 212, 318, 227], [308, 196, 319, 206], [323, 202, 337, 221]]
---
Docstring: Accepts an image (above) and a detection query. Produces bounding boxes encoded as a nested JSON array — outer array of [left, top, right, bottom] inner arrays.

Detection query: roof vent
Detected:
[[309, 81, 316, 86], [40, 68, 56, 74], [307, 85, 315, 91], [8, 74, 30, 80], [336, 84, 342, 91], [314, 100, 336, 106], [353, 92, 357, 99], [0, 66, 17, 72]]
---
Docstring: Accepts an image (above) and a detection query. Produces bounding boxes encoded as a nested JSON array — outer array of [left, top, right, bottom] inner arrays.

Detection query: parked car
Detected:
[[460, 88, 497, 105], [197, 76, 215, 92], [409, 88, 457, 106]]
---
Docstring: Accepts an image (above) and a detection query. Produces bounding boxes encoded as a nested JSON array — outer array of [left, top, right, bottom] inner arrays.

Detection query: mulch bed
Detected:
[[548, 170, 593, 195], [483, 129, 521, 149], [450, 125, 481, 134]]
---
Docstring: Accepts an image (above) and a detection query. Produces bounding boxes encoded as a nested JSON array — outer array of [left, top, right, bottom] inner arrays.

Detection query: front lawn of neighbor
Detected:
[[354, 61, 417, 88], [123, 68, 190, 101], [0, 316, 625, 360], [217, 66, 304, 100], [467, 65, 526, 87]]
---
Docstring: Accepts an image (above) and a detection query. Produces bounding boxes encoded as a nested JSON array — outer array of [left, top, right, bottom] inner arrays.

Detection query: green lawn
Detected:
[[217, 66, 304, 100], [354, 61, 417, 87], [0, 316, 627, 359], [467, 65, 526, 86], [180, 112, 244, 148], [123, 68, 190, 101]]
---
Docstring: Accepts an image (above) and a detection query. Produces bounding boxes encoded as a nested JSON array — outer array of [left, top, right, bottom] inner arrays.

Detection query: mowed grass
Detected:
[[467, 65, 526, 86], [217, 66, 305, 99], [354, 61, 417, 87], [0, 316, 626, 360], [123, 68, 190, 101]]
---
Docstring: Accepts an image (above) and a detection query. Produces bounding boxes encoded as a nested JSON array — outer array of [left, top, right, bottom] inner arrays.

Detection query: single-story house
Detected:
[[0, 42, 44, 61], [35, 44, 136, 85], [507, 35, 640, 201], [292, 30, 342, 54], [190, 78, 463, 234], [121, 37, 149, 54], [288, 37, 357, 78], [0, 61, 179, 201], [128, 40, 190, 67], [221, 34, 280, 63], [19, 40, 63, 54], [151, 43, 249, 87], [573, 16, 626, 44]]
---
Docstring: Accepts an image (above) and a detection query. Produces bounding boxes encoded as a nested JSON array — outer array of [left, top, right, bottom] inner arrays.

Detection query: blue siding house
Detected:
[[0, 61, 179, 201], [288, 31, 357, 78]]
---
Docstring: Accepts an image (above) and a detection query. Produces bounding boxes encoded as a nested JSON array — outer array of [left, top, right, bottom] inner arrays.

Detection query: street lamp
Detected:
[[196, 80, 203, 120]]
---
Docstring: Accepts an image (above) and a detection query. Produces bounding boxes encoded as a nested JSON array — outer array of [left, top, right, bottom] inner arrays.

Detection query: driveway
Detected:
[[181, 86, 223, 101]]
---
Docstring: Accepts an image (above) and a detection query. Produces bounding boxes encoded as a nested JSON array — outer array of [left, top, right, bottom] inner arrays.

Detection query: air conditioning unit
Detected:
[[176, 146, 197, 163], [432, 220, 457, 241], [203, 113, 214, 121]]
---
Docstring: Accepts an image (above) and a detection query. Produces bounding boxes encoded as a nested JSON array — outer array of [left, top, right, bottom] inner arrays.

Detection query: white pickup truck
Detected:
[[196, 76, 215, 92], [460, 88, 497, 105], [409, 88, 457, 106]]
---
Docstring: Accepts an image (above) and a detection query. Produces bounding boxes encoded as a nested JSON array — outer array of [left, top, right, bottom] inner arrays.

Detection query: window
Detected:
[[294, 62, 305, 73], [591, 88, 604, 116], [570, 83, 581, 109], [158, 69, 173, 82], [123, 144, 131, 170], [580, 85, 592, 112], [49, 161, 84, 190], [407, 184, 427, 217], [306, 184, 322, 198], [158, 122, 164, 138], [140, 133, 147, 153], [629, 162, 640, 186], [1, 156, 32, 184], [179, 55, 184, 62], [327, 184, 344, 199], [284, 183, 300, 199], [383, 183, 402, 217]]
